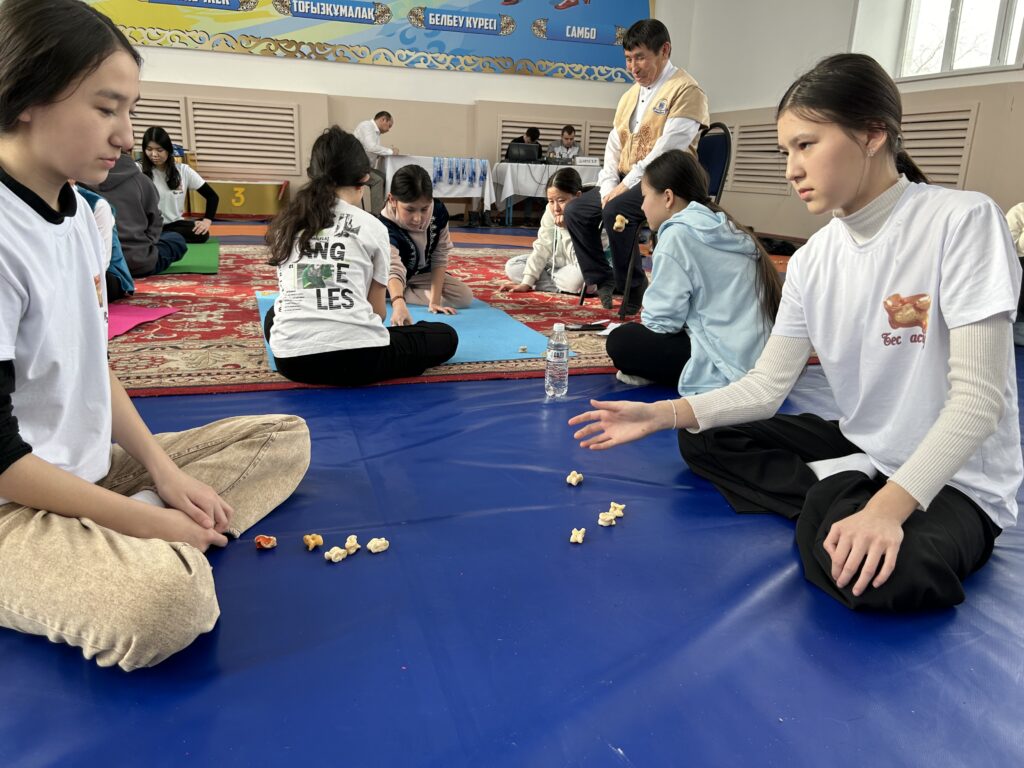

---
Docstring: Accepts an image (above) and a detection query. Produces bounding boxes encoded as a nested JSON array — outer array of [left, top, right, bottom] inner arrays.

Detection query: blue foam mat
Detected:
[[2, 371, 1023, 766], [256, 292, 556, 373]]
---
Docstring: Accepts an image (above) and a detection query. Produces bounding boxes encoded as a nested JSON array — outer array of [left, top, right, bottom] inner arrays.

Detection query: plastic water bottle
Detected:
[[544, 323, 570, 399]]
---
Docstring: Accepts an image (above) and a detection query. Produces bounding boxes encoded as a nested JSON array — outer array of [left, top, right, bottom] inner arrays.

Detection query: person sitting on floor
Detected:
[[264, 127, 458, 386], [0, 0, 310, 672], [379, 165, 474, 327], [76, 184, 134, 302], [500, 167, 585, 295], [140, 126, 219, 244], [606, 150, 781, 389], [89, 151, 186, 277], [570, 53, 1022, 613]]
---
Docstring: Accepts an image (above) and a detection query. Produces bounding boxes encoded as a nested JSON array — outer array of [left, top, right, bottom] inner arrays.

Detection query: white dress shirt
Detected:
[[354, 119, 394, 166], [598, 61, 702, 197]]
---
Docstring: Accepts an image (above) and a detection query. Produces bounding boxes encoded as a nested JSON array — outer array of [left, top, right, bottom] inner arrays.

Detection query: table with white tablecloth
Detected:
[[383, 155, 494, 209], [492, 162, 602, 205]]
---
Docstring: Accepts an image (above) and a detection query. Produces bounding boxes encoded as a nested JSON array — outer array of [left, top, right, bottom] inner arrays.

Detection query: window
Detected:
[[899, 0, 1024, 77]]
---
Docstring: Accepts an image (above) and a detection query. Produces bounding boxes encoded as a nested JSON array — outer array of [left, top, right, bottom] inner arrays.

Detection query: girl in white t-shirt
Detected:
[[0, 0, 310, 671], [570, 53, 1022, 612], [140, 125, 219, 244], [264, 126, 457, 386]]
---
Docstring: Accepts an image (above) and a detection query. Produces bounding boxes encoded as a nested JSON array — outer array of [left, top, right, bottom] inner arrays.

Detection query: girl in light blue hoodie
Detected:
[[607, 150, 782, 394]]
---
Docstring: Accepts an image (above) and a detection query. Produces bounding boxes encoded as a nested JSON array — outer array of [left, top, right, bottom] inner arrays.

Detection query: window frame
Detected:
[[895, 0, 1024, 81]]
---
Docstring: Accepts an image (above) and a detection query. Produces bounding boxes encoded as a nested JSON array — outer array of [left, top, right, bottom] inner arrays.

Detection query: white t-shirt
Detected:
[[0, 181, 112, 505], [151, 162, 205, 224], [270, 199, 391, 357], [773, 182, 1022, 528]]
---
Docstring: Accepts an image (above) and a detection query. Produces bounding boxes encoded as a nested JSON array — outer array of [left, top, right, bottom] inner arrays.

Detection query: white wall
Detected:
[[686, 0, 858, 112]]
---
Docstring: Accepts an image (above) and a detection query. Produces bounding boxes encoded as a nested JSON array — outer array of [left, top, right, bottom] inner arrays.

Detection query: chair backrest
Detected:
[[696, 122, 732, 205]]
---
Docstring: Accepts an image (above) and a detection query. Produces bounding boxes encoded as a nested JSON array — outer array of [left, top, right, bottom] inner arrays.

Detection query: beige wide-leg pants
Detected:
[[0, 414, 310, 671]]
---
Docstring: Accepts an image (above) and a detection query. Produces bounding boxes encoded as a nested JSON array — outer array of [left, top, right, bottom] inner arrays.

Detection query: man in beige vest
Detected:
[[564, 19, 709, 315]]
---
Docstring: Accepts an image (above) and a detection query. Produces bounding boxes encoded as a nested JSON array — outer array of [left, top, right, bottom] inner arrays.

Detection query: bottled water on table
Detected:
[[544, 322, 570, 398]]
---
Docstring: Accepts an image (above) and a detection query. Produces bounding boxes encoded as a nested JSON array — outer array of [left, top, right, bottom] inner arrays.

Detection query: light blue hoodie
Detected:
[[642, 202, 771, 395]]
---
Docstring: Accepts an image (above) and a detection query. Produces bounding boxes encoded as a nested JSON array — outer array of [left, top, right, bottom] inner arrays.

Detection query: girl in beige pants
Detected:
[[0, 0, 310, 671]]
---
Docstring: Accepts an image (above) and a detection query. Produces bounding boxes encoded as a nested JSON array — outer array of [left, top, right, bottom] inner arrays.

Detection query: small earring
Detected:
[[867, 147, 876, 158]]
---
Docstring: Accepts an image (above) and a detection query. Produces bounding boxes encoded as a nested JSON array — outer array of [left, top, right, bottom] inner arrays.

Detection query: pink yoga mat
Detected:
[[108, 304, 179, 340]]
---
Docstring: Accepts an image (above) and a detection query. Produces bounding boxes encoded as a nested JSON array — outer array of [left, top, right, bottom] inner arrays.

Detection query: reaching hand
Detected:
[[153, 467, 234, 533], [499, 282, 533, 293], [568, 398, 673, 449]]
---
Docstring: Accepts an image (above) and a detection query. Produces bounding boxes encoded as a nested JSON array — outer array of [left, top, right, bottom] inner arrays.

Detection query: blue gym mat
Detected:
[[255, 291, 556, 372], [1, 373, 1022, 766]]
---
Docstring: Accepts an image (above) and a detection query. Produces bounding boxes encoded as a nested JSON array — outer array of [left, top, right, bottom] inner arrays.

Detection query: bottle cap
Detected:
[[553, 323, 565, 332]]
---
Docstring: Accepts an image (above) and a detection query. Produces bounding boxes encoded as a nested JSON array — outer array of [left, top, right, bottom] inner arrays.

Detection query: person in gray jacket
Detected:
[[92, 152, 186, 276]]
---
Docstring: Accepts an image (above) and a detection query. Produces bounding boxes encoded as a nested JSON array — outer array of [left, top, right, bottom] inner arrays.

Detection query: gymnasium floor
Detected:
[[1, 224, 1021, 765], [1, 361, 1023, 766]]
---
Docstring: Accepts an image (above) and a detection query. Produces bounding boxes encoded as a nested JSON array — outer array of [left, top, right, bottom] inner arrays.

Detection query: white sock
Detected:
[[130, 489, 167, 508], [615, 370, 655, 387], [806, 453, 878, 481]]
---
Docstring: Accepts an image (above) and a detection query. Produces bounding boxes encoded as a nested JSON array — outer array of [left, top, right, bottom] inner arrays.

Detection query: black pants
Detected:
[[563, 184, 645, 290], [264, 306, 458, 386], [105, 272, 127, 303], [606, 322, 690, 388], [163, 218, 210, 244], [677, 413, 1001, 612]]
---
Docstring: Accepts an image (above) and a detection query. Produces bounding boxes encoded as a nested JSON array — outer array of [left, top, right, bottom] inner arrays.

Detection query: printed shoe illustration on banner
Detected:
[[883, 293, 931, 332]]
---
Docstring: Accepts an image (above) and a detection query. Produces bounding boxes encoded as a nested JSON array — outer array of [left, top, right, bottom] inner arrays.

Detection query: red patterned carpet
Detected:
[[110, 245, 622, 397]]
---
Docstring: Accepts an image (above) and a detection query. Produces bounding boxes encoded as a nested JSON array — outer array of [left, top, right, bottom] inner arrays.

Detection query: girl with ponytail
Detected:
[[571, 53, 1022, 613], [606, 149, 781, 391], [265, 126, 457, 386]]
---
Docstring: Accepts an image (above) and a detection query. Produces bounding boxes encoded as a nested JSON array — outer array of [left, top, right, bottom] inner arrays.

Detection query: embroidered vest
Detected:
[[614, 69, 709, 176]]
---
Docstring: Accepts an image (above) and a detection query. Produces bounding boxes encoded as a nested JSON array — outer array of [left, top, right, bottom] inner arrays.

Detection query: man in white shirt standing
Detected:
[[354, 110, 398, 215], [564, 19, 709, 315]]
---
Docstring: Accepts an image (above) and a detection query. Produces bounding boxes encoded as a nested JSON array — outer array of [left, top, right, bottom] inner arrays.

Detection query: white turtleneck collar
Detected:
[[835, 175, 910, 245]]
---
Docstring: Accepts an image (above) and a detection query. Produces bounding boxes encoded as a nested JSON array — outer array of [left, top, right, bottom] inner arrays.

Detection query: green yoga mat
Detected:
[[162, 239, 220, 275]]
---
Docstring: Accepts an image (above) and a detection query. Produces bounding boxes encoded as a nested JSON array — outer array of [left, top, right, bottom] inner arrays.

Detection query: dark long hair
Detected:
[[777, 53, 928, 183], [389, 164, 433, 202], [140, 126, 180, 191], [645, 149, 783, 324], [547, 167, 582, 196], [266, 126, 371, 266], [0, 0, 141, 134]]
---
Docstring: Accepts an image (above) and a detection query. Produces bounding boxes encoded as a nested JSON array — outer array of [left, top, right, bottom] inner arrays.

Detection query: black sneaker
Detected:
[[596, 282, 614, 310]]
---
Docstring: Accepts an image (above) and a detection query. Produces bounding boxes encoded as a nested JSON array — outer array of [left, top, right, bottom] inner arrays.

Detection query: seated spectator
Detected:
[[91, 152, 186, 277], [76, 185, 134, 302], [547, 125, 580, 161], [506, 127, 540, 160], [500, 168, 585, 294]]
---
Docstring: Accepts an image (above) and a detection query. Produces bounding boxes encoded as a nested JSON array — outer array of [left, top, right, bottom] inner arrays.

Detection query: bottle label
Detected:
[[547, 349, 568, 362]]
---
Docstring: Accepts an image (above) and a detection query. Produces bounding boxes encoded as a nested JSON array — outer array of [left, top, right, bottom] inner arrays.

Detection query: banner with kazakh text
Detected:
[[88, 0, 654, 82]]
